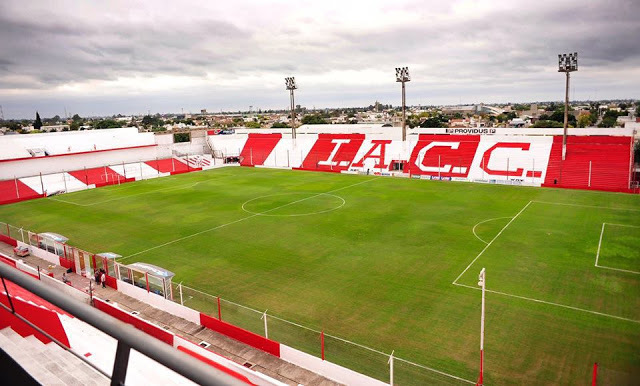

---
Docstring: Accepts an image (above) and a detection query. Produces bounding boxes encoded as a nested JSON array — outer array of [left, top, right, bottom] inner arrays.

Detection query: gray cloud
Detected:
[[0, 0, 639, 118]]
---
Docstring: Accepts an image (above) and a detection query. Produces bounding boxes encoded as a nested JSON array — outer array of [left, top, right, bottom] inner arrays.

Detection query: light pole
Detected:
[[285, 77, 297, 140], [558, 52, 578, 160], [395, 67, 410, 142], [477, 268, 486, 386]]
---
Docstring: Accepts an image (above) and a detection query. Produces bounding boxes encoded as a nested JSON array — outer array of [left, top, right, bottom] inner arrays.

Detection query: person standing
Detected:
[[100, 270, 106, 288]]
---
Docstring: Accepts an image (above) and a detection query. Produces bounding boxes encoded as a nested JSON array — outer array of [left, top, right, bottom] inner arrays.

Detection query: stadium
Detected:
[[0, 123, 638, 385]]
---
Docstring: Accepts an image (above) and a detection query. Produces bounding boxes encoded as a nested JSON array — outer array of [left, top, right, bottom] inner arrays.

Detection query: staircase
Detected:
[[0, 327, 107, 386]]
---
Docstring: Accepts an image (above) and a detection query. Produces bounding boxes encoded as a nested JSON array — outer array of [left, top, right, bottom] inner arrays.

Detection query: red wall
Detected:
[[93, 298, 173, 345], [0, 293, 70, 347], [0, 234, 18, 247], [177, 346, 253, 385], [200, 313, 280, 357]]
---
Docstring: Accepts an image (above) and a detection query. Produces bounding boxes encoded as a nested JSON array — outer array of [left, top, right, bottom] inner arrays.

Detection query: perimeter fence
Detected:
[[172, 281, 475, 385]]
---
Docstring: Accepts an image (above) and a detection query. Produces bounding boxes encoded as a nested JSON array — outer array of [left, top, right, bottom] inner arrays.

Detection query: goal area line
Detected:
[[595, 222, 640, 275], [454, 200, 640, 324]]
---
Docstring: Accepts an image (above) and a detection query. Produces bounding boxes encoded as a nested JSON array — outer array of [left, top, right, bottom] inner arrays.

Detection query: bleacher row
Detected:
[[0, 155, 214, 205]]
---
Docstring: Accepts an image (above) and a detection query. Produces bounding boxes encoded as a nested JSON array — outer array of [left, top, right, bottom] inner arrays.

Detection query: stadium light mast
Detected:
[[395, 67, 410, 142], [558, 52, 578, 160], [285, 76, 297, 140], [477, 268, 486, 386]]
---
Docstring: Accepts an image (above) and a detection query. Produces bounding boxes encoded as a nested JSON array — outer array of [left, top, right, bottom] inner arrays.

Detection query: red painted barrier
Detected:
[[93, 298, 173, 345], [177, 346, 254, 385], [0, 234, 18, 247], [0, 254, 17, 268], [200, 313, 280, 357], [103, 275, 118, 290], [0, 290, 70, 347]]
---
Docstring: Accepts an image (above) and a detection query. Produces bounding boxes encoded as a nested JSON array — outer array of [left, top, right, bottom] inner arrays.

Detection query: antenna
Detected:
[[0, 105, 4, 121]]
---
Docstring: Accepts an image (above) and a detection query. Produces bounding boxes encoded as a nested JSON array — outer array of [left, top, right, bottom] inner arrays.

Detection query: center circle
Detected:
[[241, 192, 345, 217]]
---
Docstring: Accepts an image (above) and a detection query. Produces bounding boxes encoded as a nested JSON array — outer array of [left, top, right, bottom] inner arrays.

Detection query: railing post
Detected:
[[217, 296, 221, 320], [179, 282, 183, 305], [438, 155, 441, 180], [592, 362, 598, 386], [588, 160, 592, 187], [111, 341, 132, 386], [14, 176, 20, 199], [321, 330, 325, 360], [262, 310, 268, 339], [37, 265, 41, 280], [1, 277, 15, 313], [145, 272, 150, 293]]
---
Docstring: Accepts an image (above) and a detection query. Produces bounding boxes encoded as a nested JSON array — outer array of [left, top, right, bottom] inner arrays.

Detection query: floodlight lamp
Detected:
[[395, 67, 410, 82], [558, 52, 578, 72], [285, 77, 297, 90]]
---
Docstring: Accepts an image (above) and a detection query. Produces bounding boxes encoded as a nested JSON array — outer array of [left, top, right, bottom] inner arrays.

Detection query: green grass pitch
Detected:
[[1, 166, 639, 385]]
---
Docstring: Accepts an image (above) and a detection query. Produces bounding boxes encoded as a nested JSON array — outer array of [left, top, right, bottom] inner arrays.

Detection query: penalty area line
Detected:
[[453, 201, 532, 285], [453, 282, 640, 324], [118, 176, 378, 262]]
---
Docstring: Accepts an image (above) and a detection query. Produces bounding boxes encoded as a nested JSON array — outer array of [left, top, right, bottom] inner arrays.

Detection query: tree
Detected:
[[271, 122, 289, 128], [72, 114, 82, 122], [577, 114, 588, 128], [70, 121, 80, 131], [173, 133, 190, 143], [420, 114, 448, 128], [94, 119, 121, 129], [34, 112, 43, 131], [532, 120, 564, 128], [245, 121, 261, 128], [301, 114, 328, 124]]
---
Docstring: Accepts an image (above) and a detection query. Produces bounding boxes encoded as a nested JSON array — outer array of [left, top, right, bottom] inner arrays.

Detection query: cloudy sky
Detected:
[[1, 0, 639, 119]]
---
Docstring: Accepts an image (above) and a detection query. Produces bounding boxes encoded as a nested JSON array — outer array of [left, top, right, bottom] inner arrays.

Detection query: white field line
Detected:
[[453, 201, 532, 284], [597, 265, 640, 275], [471, 217, 513, 245], [532, 200, 640, 212], [594, 222, 640, 275], [47, 171, 261, 207], [453, 282, 640, 324], [118, 177, 378, 262], [181, 282, 475, 384], [594, 223, 606, 267]]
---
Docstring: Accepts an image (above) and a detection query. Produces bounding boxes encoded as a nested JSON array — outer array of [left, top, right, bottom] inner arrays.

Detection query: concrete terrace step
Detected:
[[1, 328, 108, 386]]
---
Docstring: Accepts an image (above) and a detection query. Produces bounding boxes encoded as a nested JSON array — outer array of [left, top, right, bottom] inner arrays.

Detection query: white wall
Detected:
[[280, 345, 388, 386], [20, 241, 61, 266], [116, 279, 200, 325], [0, 146, 159, 179]]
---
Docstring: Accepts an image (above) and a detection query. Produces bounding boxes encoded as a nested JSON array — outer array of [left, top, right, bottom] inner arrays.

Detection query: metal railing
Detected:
[[0, 262, 246, 386]]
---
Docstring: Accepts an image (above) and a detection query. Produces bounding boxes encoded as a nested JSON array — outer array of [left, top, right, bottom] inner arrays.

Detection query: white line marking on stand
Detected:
[[118, 177, 378, 261], [532, 200, 640, 212], [453, 282, 640, 324], [453, 201, 531, 284], [471, 217, 513, 245]]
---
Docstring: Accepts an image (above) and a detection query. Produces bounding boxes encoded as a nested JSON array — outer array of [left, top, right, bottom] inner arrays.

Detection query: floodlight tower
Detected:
[[558, 52, 578, 160], [395, 67, 410, 141], [285, 77, 297, 140]]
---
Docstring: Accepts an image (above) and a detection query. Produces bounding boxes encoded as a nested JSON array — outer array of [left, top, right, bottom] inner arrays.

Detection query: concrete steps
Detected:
[[0, 327, 107, 386]]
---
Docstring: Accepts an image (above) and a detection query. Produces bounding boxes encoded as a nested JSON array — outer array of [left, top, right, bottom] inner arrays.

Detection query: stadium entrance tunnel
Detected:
[[242, 192, 345, 217]]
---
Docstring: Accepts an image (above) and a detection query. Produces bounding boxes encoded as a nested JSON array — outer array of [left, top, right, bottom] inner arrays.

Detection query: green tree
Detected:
[[532, 120, 564, 128], [577, 114, 592, 128], [70, 121, 80, 131], [271, 122, 289, 128], [72, 114, 82, 122], [173, 133, 190, 143], [419, 114, 448, 128], [245, 121, 261, 128], [34, 112, 43, 131], [94, 119, 121, 129], [301, 114, 328, 124]]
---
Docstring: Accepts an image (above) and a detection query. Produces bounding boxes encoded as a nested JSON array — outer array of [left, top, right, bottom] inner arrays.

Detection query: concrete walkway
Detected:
[[0, 243, 340, 386]]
